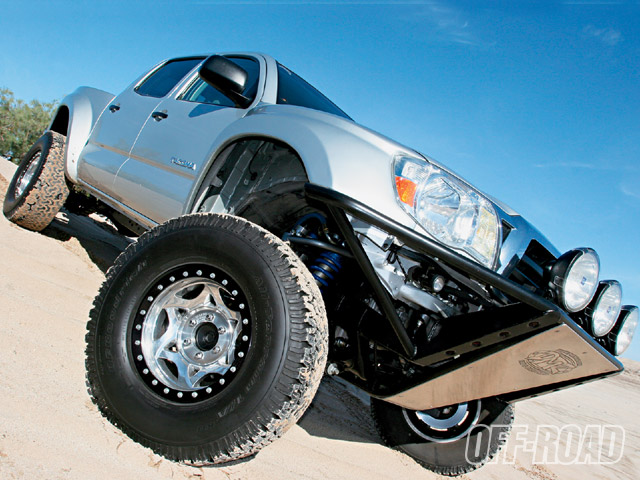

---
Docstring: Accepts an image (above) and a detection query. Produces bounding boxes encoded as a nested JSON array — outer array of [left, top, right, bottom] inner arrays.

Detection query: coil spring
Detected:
[[309, 252, 343, 290]]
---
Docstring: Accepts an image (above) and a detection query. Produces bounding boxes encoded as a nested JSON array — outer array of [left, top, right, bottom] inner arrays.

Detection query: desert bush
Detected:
[[0, 88, 57, 164]]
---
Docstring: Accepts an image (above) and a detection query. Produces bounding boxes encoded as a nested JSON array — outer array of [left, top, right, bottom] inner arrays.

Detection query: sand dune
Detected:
[[1, 158, 637, 480]]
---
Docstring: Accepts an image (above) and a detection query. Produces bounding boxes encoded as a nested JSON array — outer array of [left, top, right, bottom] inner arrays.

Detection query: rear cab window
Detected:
[[276, 63, 351, 120], [135, 57, 204, 98]]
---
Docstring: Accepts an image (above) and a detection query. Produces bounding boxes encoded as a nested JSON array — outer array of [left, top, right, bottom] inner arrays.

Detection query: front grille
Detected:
[[508, 240, 555, 294]]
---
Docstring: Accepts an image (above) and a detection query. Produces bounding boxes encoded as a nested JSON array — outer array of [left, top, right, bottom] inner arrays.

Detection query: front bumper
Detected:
[[305, 184, 623, 410]]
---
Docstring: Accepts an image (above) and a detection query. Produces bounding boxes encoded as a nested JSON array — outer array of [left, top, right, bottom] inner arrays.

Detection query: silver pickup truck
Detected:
[[4, 52, 637, 476]]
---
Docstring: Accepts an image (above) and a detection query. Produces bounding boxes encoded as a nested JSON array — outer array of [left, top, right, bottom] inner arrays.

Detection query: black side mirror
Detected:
[[199, 55, 252, 108]]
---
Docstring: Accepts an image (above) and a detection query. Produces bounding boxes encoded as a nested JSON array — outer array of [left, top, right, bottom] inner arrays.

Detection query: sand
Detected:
[[0, 158, 638, 480]]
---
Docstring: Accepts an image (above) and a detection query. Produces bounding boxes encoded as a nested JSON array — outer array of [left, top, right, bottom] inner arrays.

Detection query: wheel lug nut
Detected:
[[213, 346, 221, 354], [190, 319, 197, 326], [183, 339, 191, 346], [218, 327, 226, 334], [195, 352, 204, 359]]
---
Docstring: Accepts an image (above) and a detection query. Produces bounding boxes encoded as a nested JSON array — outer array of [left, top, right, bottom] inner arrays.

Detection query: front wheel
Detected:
[[85, 213, 328, 463], [371, 397, 514, 476]]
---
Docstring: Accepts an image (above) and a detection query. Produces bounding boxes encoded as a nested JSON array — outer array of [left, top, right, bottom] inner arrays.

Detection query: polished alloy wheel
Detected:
[[14, 152, 41, 198], [131, 264, 252, 404], [403, 400, 481, 443]]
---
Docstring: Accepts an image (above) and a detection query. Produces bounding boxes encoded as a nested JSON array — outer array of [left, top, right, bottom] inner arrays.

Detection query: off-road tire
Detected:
[[371, 397, 514, 476], [85, 213, 328, 464], [3, 131, 69, 231]]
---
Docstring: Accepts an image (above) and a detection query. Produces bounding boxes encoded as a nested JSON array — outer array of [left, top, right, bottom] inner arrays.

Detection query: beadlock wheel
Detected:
[[132, 265, 252, 403], [85, 214, 328, 464]]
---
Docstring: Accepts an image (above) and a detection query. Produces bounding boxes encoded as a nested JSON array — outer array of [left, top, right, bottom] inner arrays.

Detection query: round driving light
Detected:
[[550, 248, 600, 312], [587, 280, 623, 337], [607, 306, 639, 356]]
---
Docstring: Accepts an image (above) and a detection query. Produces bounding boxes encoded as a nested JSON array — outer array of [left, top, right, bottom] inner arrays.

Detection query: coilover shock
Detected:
[[309, 251, 343, 290], [285, 214, 345, 290]]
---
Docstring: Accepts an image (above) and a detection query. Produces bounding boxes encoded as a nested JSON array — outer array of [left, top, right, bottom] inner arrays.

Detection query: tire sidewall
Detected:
[[3, 132, 52, 214], [373, 397, 513, 473], [92, 224, 292, 445]]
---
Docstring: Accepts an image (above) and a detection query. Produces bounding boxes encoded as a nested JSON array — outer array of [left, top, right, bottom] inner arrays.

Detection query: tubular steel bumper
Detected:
[[305, 184, 623, 410]]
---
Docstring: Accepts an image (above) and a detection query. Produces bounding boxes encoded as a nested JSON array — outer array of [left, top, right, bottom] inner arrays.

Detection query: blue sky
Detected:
[[1, 0, 639, 360]]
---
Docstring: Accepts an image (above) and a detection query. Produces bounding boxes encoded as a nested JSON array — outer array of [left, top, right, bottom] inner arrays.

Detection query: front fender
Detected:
[[199, 104, 419, 229], [50, 87, 114, 182]]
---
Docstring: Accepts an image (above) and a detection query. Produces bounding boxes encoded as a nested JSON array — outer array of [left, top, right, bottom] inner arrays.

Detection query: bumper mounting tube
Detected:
[[327, 205, 416, 357], [305, 183, 623, 372]]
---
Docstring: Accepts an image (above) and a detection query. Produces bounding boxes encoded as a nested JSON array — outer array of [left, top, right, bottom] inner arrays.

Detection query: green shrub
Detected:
[[0, 88, 57, 164]]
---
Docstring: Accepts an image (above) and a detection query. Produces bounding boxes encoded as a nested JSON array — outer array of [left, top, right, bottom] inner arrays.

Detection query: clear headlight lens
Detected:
[[550, 248, 600, 312], [588, 281, 623, 337], [611, 306, 638, 356], [393, 156, 500, 268]]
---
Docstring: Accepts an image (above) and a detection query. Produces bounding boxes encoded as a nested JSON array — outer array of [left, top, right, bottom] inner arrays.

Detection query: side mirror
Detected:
[[199, 55, 252, 108]]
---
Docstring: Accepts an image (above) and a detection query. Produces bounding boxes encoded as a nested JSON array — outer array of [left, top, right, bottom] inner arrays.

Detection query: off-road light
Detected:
[[549, 248, 599, 312], [587, 280, 623, 337], [606, 306, 638, 356]]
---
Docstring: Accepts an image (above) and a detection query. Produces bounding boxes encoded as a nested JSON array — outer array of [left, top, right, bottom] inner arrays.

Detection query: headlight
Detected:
[[393, 156, 500, 268], [587, 280, 623, 337], [550, 248, 600, 312], [607, 306, 639, 356]]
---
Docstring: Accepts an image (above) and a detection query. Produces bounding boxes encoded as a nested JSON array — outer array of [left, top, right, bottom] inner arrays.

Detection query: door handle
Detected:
[[152, 111, 168, 121], [109, 104, 120, 112]]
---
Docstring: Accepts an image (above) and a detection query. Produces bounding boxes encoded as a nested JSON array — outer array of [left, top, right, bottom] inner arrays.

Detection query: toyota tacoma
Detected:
[[4, 53, 637, 475]]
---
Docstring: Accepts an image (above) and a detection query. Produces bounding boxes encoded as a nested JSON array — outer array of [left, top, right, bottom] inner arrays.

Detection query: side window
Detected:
[[135, 58, 203, 98], [179, 57, 260, 107], [276, 63, 351, 120]]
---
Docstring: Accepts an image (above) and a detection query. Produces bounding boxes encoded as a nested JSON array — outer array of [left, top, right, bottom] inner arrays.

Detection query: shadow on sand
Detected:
[[41, 208, 132, 273], [297, 377, 380, 445]]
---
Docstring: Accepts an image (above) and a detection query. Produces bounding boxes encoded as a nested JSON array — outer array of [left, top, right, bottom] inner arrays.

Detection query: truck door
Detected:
[[113, 56, 262, 223], [77, 57, 203, 202]]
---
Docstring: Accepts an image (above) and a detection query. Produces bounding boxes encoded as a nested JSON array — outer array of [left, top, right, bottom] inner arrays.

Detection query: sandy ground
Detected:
[[0, 157, 638, 480]]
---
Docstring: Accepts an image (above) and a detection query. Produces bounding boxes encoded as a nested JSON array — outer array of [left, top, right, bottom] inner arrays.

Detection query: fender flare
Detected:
[[185, 105, 416, 226], [48, 87, 115, 183]]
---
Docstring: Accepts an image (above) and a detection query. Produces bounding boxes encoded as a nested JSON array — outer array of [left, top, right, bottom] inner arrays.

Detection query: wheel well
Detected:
[[193, 137, 315, 235], [50, 106, 69, 136]]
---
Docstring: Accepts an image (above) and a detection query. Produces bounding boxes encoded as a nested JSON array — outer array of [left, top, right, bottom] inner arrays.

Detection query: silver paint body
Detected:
[[53, 52, 559, 276]]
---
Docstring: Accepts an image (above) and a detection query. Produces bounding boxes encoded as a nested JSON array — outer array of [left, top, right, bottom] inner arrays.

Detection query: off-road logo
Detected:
[[519, 349, 582, 375]]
